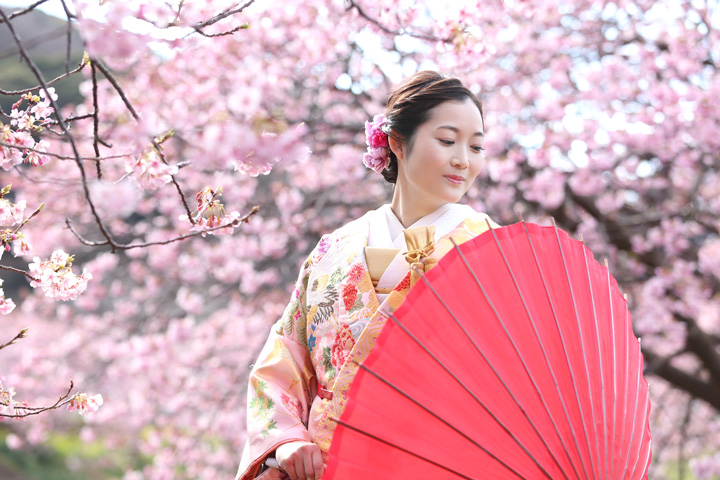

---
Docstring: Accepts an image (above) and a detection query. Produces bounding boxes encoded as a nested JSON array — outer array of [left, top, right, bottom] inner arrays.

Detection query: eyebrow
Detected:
[[436, 125, 485, 137]]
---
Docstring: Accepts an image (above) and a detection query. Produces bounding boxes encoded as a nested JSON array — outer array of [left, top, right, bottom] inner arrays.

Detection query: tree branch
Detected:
[[0, 0, 52, 24], [642, 347, 720, 411], [65, 205, 260, 250], [92, 59, 140, 120], [344, 0, 447, 42], [0, 60, 86, 96], [679, 313, 720, 390], [0, 8, 118, 252], [0, 264, 36, 281], [0, 329, 28, 352], [0, 381, 75, 419]]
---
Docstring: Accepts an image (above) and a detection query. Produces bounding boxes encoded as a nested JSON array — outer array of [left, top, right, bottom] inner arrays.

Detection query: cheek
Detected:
[[469, 157, 485, 179]]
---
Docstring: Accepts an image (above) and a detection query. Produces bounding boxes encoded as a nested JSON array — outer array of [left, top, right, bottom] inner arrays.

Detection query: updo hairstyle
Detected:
[[381, 71, 484, 184]]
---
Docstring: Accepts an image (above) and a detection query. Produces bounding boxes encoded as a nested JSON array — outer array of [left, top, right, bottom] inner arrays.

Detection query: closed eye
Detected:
[[471, 146, 485, 153], [439, 139, 454, 146]]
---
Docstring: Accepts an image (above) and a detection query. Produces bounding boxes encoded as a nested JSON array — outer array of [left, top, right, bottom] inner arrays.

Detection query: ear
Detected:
[[388, 134, 405, 162]]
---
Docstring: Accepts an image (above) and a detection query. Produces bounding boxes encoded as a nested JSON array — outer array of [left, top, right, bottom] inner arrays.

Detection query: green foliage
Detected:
[[0, 429, 90, 480], [0, 428, 149, 480]]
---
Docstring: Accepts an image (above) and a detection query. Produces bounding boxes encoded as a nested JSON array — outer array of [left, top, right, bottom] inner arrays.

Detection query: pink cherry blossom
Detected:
[[12, 232, 32, 257], [67, 393, 104, 416], [28, 250, 92, 301], [0, 279, 15, 315], [126, 147, 179, 191], [0, 199, 25, 226]]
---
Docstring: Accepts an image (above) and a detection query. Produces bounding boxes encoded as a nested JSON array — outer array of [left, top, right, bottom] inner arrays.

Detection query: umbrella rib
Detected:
[[520, 223, 596, 480], [612, 307, 631, 480], [628, 390, 652, 479], [621, 341, 646, 479], [356, 362, 527, 480], [603, 259, 619, 479], [416, 264, 573, 480], [472, 224, 593, 480], [387, 312, 556, 480], [332, 417, 480, 480], [552, 222, 601, 480], [580, 244, 609, 480]]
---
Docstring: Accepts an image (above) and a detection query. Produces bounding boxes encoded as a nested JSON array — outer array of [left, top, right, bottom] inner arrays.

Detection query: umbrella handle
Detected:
[[265, 458, 280, 470]]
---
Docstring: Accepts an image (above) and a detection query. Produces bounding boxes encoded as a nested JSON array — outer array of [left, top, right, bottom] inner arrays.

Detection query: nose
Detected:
[[451, 148, 469, 169]]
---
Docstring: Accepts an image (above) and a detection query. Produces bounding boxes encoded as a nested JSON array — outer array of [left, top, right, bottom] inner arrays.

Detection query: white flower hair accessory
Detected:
[[362, 114, 391, 173]]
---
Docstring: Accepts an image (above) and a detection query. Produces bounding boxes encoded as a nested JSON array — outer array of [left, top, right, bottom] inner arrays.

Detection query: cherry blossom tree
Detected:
[[0, 0, 718, 478]]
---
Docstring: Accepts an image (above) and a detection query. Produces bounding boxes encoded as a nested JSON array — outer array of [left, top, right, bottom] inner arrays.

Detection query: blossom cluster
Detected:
[[28, 250, 92, 301], [0, 89, 55, 170], [126, 146, 179, 190], [67, 393, 104, 416], [0, 185, 33, 265], [0, 188, 25, 226], [0, 279, 15, 315], [233, 124, 309, 177], [0, 379, 28, 419], [180, 186, 242, 237]]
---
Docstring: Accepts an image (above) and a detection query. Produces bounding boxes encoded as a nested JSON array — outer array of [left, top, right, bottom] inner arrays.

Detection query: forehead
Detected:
[[424, 99, 484, 132]]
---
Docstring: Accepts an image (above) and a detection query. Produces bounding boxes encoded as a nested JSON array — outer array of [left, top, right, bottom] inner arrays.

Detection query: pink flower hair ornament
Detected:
[[363, 114, 391, 173]]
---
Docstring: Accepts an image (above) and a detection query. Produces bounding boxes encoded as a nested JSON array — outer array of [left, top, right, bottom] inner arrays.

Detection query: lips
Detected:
[[444, 175, 465, 184]]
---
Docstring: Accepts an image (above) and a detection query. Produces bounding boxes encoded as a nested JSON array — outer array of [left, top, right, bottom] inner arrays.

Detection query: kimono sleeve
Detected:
[[236, 249, 320, 479]]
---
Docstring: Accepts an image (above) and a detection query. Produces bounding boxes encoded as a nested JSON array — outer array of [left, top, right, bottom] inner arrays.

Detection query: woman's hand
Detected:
[[275, 441, 325, 480]]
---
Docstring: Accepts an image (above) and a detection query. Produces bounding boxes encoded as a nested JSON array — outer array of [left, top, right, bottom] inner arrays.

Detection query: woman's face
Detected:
[[392, 98, 485, 212]]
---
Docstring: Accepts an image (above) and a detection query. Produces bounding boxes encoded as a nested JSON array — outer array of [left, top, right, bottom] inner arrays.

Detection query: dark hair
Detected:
[[381, 71, 484, 184]]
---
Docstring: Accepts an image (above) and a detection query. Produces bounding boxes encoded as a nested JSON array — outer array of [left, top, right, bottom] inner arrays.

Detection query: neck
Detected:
[[390, 186, 444, 228]]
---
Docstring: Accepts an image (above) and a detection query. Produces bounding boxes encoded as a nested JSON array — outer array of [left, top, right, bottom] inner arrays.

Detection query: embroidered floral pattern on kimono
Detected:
[[280, 392, 302, 419], [249, 378, 277, 438], [331, 324, 355, 371], [341, 263, 365, 312]]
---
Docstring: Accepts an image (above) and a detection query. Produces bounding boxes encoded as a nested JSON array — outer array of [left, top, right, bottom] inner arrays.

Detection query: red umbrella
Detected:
[[324, 221, 652, 479]]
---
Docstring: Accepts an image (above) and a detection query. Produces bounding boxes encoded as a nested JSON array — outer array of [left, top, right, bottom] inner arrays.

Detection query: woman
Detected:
[[236, 71, 499, 480]]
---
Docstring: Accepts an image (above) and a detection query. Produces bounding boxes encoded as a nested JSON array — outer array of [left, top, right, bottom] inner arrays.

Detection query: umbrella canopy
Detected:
[[324, 221, 652, 479]]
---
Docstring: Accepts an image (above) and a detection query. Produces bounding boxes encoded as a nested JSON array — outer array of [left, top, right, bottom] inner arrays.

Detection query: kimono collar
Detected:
[[367, 203, 474, 249]]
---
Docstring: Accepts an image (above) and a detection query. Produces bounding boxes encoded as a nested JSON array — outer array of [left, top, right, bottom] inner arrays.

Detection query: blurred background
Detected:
[[0, 0, 718, 478]]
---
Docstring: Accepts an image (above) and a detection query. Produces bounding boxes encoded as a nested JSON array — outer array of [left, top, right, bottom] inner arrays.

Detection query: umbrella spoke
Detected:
[[612, 307, 631, 480], [552, 221, 601, 480], [577, 239, 609, 479], [387, 312, 555, 480], [355, 362, 526, 479], [332, 418, 479, 480], [439, 234, 575, 480], [520, 222, 596, 480]]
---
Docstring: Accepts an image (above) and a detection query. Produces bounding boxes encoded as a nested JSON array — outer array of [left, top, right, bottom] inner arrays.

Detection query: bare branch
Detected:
[[91, 62, 102, 179], [0, 60, 86, 96], [642, 347, 720, 411], [66, 205, 260, 250], [194, 23, 250, 38], [191, 0, 256, 29], [0, 264, 36, 281], [58, 0, 76, 73], [0, 329, 28, 352], [0, 0, 52, 24], [344, 0, 447, 42], [0, 139, 127, 162], [92, 59, 140, 120], [13, 202, 44, 234], [152, 139, 194, 224], [0, 381, 76, 419]]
